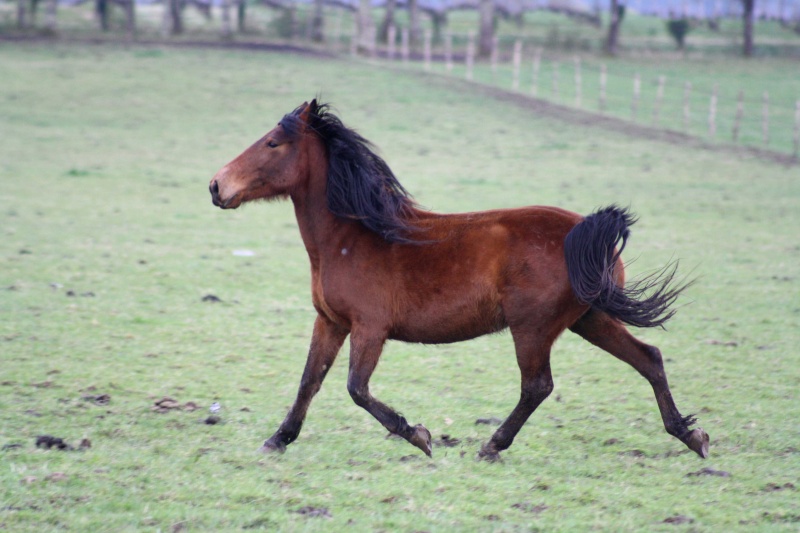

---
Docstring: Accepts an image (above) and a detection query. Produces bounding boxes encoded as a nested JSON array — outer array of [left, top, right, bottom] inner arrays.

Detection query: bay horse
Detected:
[[209, 100, 709, 461]]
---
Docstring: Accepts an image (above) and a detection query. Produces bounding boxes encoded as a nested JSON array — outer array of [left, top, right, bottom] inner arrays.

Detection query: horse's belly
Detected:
[[389, 296, 507, 344]]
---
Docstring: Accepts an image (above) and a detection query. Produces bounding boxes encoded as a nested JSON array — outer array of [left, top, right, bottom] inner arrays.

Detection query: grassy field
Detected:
[[1, 43, 799, 531]]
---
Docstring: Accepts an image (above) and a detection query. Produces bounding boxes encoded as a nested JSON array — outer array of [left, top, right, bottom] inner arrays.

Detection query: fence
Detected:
[[335, 27, 800, 157]]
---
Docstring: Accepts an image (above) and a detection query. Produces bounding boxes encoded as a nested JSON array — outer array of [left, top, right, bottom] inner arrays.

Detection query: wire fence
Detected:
[[337, 28, 800, 157]]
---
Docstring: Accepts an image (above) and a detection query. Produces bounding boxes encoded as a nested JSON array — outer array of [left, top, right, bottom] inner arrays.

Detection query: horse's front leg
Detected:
[[261, 314, 348, 453], [347, 328, 432, 457]]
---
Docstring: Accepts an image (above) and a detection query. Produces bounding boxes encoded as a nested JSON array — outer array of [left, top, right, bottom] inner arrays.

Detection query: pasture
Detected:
[[1, 43, 799, 531]]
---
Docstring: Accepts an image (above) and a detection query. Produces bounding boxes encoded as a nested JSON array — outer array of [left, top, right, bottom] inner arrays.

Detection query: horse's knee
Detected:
[[644, 344, 664, 366], [521, 371, 554, 404], [347, 378, 370, 408]]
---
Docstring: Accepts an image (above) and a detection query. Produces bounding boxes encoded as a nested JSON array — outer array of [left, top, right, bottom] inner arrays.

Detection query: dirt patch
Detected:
[[663, 515, 694, 525], [686, 467, 730, 477], [295, 506, 332, 519], [511, 502, 548, 514], [433, 434, 461, 447]]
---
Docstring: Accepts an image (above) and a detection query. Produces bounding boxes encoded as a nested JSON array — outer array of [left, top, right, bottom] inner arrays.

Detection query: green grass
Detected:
[[1, 42, 800, 531]]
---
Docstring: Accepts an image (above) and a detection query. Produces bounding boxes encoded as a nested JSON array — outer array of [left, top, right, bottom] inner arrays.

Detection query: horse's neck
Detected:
[[290, 158, 349, 270]]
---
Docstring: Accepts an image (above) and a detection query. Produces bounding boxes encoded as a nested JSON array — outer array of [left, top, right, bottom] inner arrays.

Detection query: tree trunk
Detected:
[[357, 0, 374, 52], [45, 0, 57, 32], [478, 0, 494, 58], [237, 0, 246, 33], [379, 0, 395, 43], [311, 0, 324, 42], [162, 0, 183, 35], [605, 0, 621, 55], [743, 0, 755, 57], [96, 0, 110, 32], [16, 0, 27, 29], [408, 0, 421, 46], [221, 0, 232, 38], [431, 11, 446, 43], [125, 0, 136, 39]]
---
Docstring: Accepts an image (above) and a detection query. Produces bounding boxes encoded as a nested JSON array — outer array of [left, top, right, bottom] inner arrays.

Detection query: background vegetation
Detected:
[[1, 42, 799, 531]]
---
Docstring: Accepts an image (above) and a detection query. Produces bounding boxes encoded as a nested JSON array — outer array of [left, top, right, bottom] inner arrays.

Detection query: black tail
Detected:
[[564, 205, 690, 328]]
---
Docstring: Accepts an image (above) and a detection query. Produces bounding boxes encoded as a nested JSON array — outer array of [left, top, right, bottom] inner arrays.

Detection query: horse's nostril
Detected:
[[210, 180, 219, 196]]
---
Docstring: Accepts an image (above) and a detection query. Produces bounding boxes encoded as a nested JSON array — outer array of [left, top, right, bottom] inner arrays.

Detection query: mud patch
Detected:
[[433, 434, 461, 447], [511, 502, 548, 514], [663, 515, 694, 524], [686, 467, 730, 477], [295, 506, 331, 519]]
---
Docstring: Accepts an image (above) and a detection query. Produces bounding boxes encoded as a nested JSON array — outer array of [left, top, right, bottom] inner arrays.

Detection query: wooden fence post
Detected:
[[387, 24, 396, 60], [466, 34, 475, 81], [653, 75, 665, 125], [599, 63, 607, 112], [552, 61, 559, 100], [574, 56, 582, 108], [762, 91, 769, 146], [732, 90, 744, 142], [512, 39, 522, 91], [332, 8, 343, 52], [445, 33, 453, 72], [794, 100, 800, 157], [423, 29, 432, 70], [683, 81, 691, 131], [708, 84, 718, 138], [350, 25, 358, 56], [531, 48, 541, 97], [490, 36, 499, 79], [631, 73, 640, 120]]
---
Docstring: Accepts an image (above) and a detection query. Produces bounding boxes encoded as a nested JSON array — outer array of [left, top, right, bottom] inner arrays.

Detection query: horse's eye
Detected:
[[267, 140, 278, 148]]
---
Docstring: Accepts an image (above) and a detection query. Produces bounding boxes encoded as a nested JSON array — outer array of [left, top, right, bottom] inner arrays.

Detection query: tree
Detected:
[[310, 0, 324, 42], [742, 0, 755, 57], [605, 0, 624, 55], [162, 0, 184, 35], [357, 0, 374, 53], [379, 0, 396, 43], [408, 0, 421, 46], [478, 0, 494, 57]]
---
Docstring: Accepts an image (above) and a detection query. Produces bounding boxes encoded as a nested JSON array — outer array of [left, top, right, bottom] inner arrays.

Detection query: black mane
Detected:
[[281, 101, 420, 244]]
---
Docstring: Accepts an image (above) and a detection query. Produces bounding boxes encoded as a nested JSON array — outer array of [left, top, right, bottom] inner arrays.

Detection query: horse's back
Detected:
[[385, 206, 586, 343]]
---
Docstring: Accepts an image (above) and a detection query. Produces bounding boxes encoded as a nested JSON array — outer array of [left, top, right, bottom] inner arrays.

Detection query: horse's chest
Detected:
[[310, 270, 350, 328]]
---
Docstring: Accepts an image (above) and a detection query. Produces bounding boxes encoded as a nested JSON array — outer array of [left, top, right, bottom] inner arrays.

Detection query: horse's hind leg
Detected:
[[261, 315, 348, 453], [347, 328, 432, 457], [569, 309, 709, 458], [478, 326, 555, 461]]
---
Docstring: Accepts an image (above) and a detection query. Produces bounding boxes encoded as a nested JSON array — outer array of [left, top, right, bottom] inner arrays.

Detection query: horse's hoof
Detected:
[[686, 428, 709, 459], [409, 424, 432, 457], [477, 443, 502, 462], [259, 438, 286, 454]]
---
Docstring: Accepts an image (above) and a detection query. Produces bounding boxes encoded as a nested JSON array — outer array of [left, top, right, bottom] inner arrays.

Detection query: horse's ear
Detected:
[[297, 100, 314, 124]]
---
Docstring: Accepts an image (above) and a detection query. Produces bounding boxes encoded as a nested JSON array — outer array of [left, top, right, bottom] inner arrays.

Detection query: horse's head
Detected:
[[209, 100, 316, 209]]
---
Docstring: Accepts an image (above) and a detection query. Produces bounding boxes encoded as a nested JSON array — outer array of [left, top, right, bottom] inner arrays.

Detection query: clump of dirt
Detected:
[[686, 467, 730, 477], [82, 393, 111, 405], [295, 506, 331, 519], [475, 417, 503, 425], [35, 435, 69, 450], [434, 434, 461, 447], [763, 482, 795, 492], [511, 502, 548, 514], [663, 515, 694, 524], [35, 436, 90, 451], [151, 397, 200, 413]]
